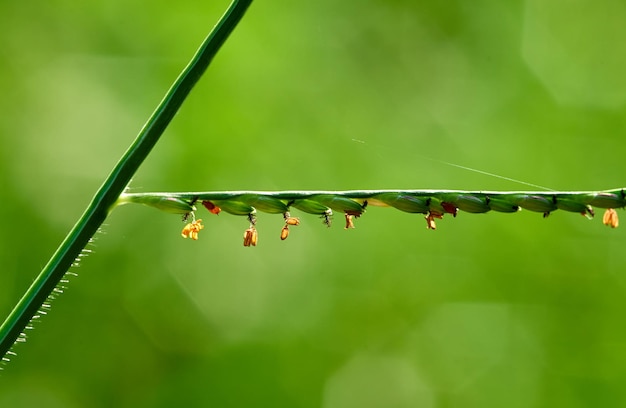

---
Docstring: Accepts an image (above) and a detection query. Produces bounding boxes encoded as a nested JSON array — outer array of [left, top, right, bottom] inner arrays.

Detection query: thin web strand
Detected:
[[351, 138, 553, 191]]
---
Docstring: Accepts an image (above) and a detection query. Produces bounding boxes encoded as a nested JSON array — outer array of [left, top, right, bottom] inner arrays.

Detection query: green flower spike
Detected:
[[118, 188, 626, 243]]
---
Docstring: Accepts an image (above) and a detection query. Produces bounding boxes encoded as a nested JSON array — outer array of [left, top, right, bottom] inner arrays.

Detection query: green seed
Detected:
[[555, 198, 591, 213], [124, 195, 196, 214], [214, 200, 255, 216], [509, 194, 557, 213], [587, 192, 626, 208], [312, 195, 364, 215], [374, 193, 429, 213], [239, 195, 288, 214], [451, 194, 490, 213], [291, 199, 332, 216], [487, 197, 519, 213]]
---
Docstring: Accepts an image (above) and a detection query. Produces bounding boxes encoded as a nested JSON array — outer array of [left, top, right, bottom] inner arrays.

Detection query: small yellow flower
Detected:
[[603, 208, 619, 228], [181, 219, 204, 240], [285, 216, 300, 226]]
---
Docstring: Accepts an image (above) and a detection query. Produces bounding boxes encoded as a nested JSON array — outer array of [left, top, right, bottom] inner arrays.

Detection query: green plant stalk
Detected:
[[0, 0, 253, 363]]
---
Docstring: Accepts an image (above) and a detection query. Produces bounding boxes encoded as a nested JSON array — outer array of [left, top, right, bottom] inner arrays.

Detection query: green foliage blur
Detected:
[[2, 0, 626, 406]]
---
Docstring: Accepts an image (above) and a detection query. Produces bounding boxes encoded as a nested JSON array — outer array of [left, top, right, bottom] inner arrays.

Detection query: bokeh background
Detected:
[[2, 0, 626, 406]]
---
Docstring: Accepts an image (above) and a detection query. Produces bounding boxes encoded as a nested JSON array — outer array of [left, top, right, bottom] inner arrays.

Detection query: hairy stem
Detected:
[[0, 0, 253, 363]]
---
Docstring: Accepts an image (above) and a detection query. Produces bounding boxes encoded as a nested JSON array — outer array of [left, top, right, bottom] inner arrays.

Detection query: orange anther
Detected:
[[425, 212, 443, 230], [243, 227, 258, 246], [181, 219, 204, 240], [280, 226, 289, 240], [603, 208, 619, 228]]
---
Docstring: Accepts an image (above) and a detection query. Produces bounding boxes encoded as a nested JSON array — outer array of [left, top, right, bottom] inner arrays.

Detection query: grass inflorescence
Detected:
[[119, 188, 625, 244]]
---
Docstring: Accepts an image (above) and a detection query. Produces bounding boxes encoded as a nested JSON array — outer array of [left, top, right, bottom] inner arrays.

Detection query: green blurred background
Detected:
[[1, 0, 626, 406]]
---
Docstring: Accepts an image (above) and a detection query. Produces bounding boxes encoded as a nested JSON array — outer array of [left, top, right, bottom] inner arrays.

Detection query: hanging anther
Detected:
[[283, 212, 300, 226], [603, 208, 619, 228], [243, 226, 258, 246], [242, 212, 259, 246], [280, 225, 290, 240], [280, 212, 299, 240], [181, 219, 204, 240], [425, 211, 443, 230], [344, 210, 362, 229], [345, 214, 356, 229]]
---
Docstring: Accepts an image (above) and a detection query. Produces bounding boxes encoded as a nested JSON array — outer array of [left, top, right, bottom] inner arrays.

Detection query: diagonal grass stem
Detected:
[[0, 0, 253, 364]]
